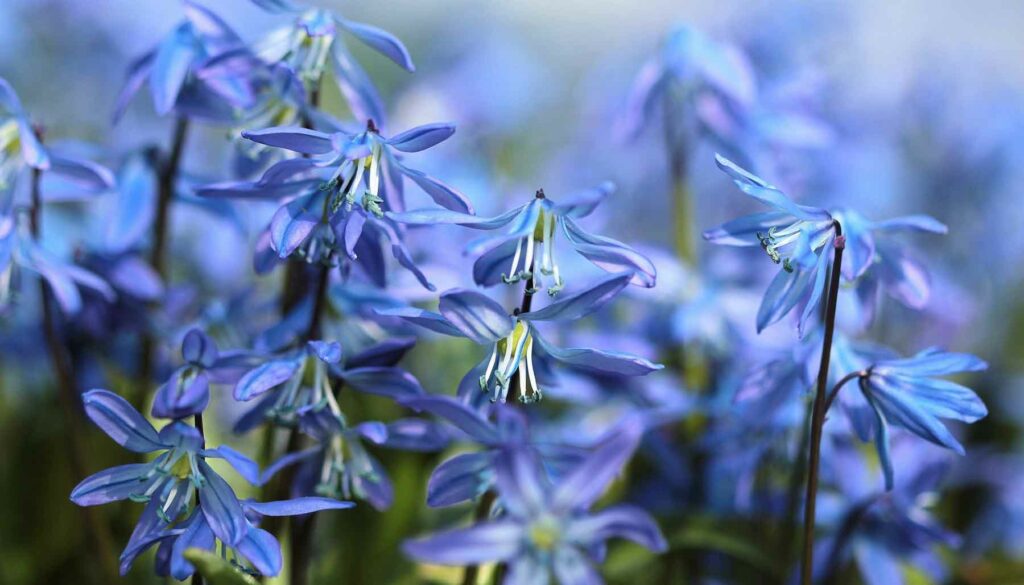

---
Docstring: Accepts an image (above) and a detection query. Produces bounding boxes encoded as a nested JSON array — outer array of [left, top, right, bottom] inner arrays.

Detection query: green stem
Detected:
[[459, 491, 498, 585], [799, 223, 845, 585]]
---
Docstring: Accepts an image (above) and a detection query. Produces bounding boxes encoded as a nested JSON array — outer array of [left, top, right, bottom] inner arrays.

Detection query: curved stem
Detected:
[[824, 369, 868, 414], [29, 142, 120, 583], [799, 223, 845, 585]]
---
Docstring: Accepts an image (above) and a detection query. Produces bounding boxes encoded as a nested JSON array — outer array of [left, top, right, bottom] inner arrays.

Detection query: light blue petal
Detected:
[[521, 272, 631, 321], [70, 463, 155, 505], [715, 154, 830, 221], [342, 19, 415, 71], [403, 521, 522, 565], [197, 460, 248, 546], [373, 306, 463, 337], [427, 452, 494, 508], [340, 366, 424, 399], [386, 123, 454, 152], [233, 355, 302, 401], [245, 497, 354, 516], [400, 395, 500, 444], [242, 126, 334, 155], [553, 420, 642, 511], [203, 445, 260, 486], [439, 289, 514, 344], [562, 218, 656, 287], [151, 23, 198, 115], [235, 527, 283, 576], [83, 389, 164, 452], [396, 163, 473, 213]]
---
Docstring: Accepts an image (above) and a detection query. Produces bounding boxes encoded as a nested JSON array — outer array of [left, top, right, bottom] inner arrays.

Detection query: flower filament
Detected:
[[480, 320, 542, 403]]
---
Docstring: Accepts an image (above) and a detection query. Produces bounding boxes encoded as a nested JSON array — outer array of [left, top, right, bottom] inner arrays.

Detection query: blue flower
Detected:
[[113, 1, 257, 121], [250, 4, 415, 125], [70, 390, 259, 575], [155, 496, 353, 580], [403, 421, 666, 580], [232, 337, 427, 431], [378, 274, 662, 403], [704, 155, 838, 335], [152, 328, 255, 420], [389, 185, 656, 295], [853, 348, 987, 489], [619, 25, 756, 143], [401, 395, 584, 508], [198, 121, 467, 288]]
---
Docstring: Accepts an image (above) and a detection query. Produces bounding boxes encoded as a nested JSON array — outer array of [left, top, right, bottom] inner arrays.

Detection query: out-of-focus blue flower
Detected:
[[619, 25, 755, 144], [232, 337, 427, 432], [156, 496, 353, 580], [704, 154, 836, 335], [403, 421, 666, 580], [811, 440, 960, 585], [113, 1, 257, 121], [851, 348, 987, 489], [379, 274, 662, 403], [70, 390, 259, 575], [401, 395, 583, 508], [198, 121, 467, 288], [390, 185, 656, 294], [250, 3, 415, 126], [152, 328, 256, 420]]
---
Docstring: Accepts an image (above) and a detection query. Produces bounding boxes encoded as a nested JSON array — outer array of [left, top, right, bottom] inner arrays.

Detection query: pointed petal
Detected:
[[387, 123, 454, 152], [521, 272, 631, 321], [342, 20, 415, 71], [83, 389, 164, 452], [402, 521, 522, 565], [439, 289, 515, 344]]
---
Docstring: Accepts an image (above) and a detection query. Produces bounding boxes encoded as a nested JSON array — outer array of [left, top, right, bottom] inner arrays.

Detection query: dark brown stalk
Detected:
[[139, 117, 190, 397], [29, 144, 120, 583], [799, 223, 845, 585]]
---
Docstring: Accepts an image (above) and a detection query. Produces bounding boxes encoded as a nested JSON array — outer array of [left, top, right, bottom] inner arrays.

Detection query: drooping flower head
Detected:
[[114, 1, 258, 122], [403, 421, 667, 581], [250, 1, 415, 125], [390, 184, 656, 296]]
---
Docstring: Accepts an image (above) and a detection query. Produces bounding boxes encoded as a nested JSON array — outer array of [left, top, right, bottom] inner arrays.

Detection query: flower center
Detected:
[[528, 516, 561, 551], [480, 321, 542, 403]]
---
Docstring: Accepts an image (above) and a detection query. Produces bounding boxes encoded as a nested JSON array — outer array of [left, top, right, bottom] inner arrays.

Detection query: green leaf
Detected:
[[183, 548, 260, 585], [670, 520, 781, 577]]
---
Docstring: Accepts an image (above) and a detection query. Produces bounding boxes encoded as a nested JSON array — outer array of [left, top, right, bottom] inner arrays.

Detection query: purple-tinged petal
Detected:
[[872, 215, 947, 234], [401, 395, 500, 444], [427, 451, 494, 508], [567, 505, 667, 552], [341, 366, 424, 399], [397, 164, 473, 214], [618, 58, 666, 139], [342, 20, 415, 71], [106, 154, 157, 253], [242, 127, 334, 155], [197, 178, 321, 200], [494, 448, 549, 518], [533, 331, 662, 377], [552, 181, 614, 219], [48, 154, 115, 192], [198, 460, 248, 546], [331, 43, 386, 127], [203, 445, 260, 486], [83, 389, 164, 452], [152, 368, 210, 420], [853, 539, 904, 585], [182, 329, 218, 367], [257, 156, 319, 186], [439, 289, 514, 344], [236, 527, 282, 577], [151, 23, 198, 115], [234, 356, 302, 401], [307, 340, 342, 364], [386, 123, 454, 152], [382, 419, 450, 452], [113, 51, 156, 122], [473, 238, 520, 287], [388, 206, 521, 229], [715, 154, 829, 221], [553, 420, 642, 511], [259, 447, 321, 486], [70, 463, 155, 505], [245, 497, 354, 516], [269, 194, 322, 258], [553, 546, 602, 585], [373, 306, 462, 337], [520, 273, 631, 322], [169, 511, 216, 580], [346, 337, 415, 368], [403, 520, 522, 565], [702, 211, 791, 246], [755, 264, 814, 333]]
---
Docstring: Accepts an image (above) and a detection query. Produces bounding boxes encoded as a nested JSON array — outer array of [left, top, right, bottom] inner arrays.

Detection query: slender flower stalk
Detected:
[[800, 222, 844, 585], [139, 117, 190, 394], [29, 129, 121, 583]]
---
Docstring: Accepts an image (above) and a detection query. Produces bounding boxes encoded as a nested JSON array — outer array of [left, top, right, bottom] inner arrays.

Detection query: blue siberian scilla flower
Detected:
[[403, 422, 667, 582], [199, 121, 468, 288], [379, 273, 662, 403], [249, 1, 415, 125], [389, 185, 656, 295], [113, 1, 258, 121], [70, 390, 260, 575]]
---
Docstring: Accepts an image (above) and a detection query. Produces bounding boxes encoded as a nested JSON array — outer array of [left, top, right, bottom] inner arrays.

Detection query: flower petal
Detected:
[[83, 389, 164, 452], [342, 20, 415, 71], [426, 451, 494, 508], [400, 395, 500, 444], [386, 123, 455, 152], [403, 521, 522, 565], [520, 272, 631, 321], [241, 127, 335, 155], [70, 463, 155, 506], [439, 289, 515, 344]]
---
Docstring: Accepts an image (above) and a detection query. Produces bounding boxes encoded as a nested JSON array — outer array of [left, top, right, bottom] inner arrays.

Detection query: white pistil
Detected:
[[504, 238, 525, 283], [524, 336, 540, 402], [479, 346, 498, 391]]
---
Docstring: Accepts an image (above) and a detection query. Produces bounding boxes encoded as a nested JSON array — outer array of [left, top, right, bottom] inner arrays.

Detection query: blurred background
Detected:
[[2, 1, 1024, 584]]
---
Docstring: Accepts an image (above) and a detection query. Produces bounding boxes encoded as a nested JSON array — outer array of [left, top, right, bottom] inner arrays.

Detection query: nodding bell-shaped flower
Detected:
[[377, 273, 662, 404], [389, 183, 656, 295], [250, 3, 415, 125]]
